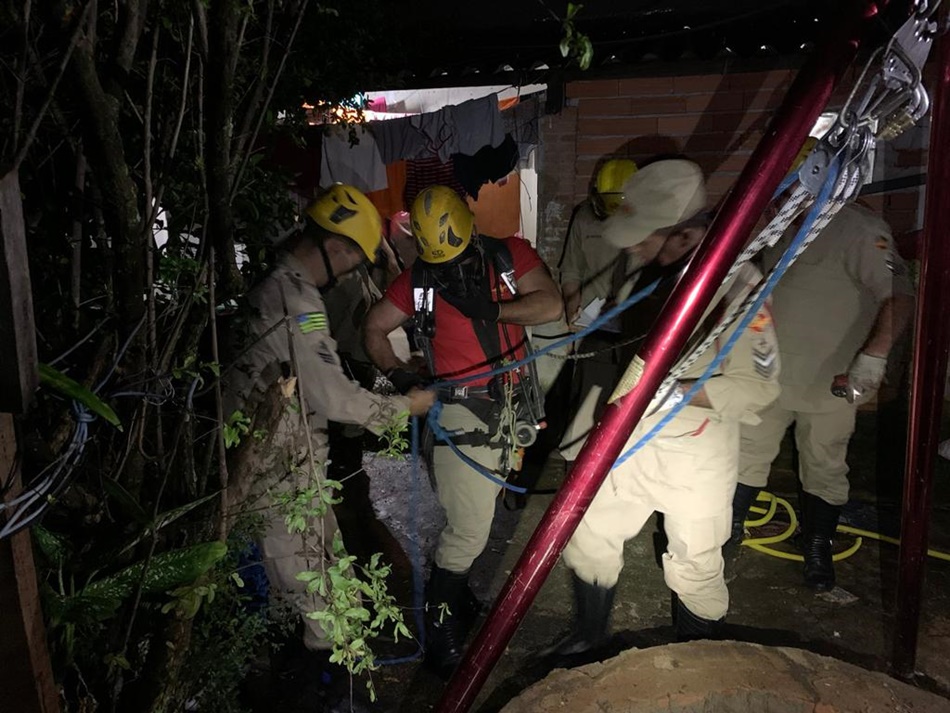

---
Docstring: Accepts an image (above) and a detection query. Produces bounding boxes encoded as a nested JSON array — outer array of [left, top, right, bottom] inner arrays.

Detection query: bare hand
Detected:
[[407, 387, 437, 416]]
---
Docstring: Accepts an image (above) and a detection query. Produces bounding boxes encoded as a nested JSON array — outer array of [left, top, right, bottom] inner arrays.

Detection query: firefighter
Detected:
[[553, 159, 781, 651], [732, 185, 915, 591], [557, 159, 639, 460], [363, 185, 562, 678], [222, 184, 435, 681]]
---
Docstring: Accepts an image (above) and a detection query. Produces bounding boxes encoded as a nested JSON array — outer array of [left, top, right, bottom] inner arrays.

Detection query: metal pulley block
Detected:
[[797, 141, 837, 196]]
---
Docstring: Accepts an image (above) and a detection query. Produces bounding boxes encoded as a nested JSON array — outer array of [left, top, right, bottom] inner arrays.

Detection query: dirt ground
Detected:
[[248, 389, 950, 712]]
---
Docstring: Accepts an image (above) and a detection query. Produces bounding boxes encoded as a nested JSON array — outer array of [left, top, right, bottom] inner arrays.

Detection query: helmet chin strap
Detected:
[[317, 238, 338, 292]]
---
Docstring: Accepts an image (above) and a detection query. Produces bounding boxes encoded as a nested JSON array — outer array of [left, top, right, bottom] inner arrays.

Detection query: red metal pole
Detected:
[[436, 3, 885, 711], [893, 21, 950, 679]]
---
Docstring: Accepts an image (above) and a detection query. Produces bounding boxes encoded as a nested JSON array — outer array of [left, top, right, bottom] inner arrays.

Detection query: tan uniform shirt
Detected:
[[559, 202, 621, 307], [223, 252, 410, 472], [761, 204, 914, 412]]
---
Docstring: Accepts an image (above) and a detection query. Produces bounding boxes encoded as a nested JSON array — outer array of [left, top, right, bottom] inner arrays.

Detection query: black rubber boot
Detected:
[[544, 573, 616, 657], [672, 593, 724, 642], [800, 491, 841, 591], [424, 566, 471, 680], [730, 483, 761, 545]]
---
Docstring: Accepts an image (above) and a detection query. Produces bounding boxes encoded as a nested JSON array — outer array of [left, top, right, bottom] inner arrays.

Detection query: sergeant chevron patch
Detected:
[[296, 312, 328, 334], [752, 340, 777, 378]]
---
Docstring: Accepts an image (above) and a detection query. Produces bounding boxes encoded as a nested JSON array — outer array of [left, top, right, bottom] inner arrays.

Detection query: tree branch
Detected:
[[229, 0, 310, 204], [114, 0, 148, 78], [11, 0, 92, 172], [231, 0, 273, 167]]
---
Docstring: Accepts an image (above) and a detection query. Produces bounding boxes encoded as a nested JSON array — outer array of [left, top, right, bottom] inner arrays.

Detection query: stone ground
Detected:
[[248, 392, 950, 712]]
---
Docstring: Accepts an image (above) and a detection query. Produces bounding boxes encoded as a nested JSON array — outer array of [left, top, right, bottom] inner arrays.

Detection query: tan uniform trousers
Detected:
[[562, 414, 735, 621], [230, 427, 337, 652], [738, 397, 856, 506], [432, 402, 505, 573]]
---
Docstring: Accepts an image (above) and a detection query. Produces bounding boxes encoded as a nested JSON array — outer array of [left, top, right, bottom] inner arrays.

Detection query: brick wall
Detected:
[[537, 65, 929, 268]]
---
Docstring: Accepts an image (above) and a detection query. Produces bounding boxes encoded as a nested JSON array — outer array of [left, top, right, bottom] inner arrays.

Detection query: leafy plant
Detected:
[[377, 410, 411, 458], [38, 363, 122, 429], [223, 410, 252, 448], [559, 3, 594, 70]]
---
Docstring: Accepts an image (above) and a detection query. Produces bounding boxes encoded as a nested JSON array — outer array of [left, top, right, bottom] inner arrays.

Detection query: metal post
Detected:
[[893, 20, 950, 679], [436, 3, 885, 711]]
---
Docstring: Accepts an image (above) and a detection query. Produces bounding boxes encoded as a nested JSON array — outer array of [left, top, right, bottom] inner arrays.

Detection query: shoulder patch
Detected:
[[296, 312, 328, 334], [749, 309, 772, 333]]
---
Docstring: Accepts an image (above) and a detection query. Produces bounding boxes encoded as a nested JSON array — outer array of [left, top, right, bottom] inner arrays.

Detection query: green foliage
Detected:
[[224, 410, 252, 448], [38, 363, 122, 429], [377, 410, 411, 458], [559, 3, 594, 70], [297, 533, 412, 700], [48, 541, 228, 626]]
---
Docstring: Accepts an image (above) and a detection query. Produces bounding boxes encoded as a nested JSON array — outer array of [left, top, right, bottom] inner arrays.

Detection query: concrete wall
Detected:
[[536, 65, 929, 269]]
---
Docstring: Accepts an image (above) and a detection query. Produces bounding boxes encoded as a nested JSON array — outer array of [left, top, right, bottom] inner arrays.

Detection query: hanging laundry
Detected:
[[371, 116, 430, 164], [451, 133, 519, 200], [453, 95, 507, 156], [502, 95, 541, 163], [404, 156, 467, 209], [371, 94, 508, 164], [319, 124, 388, 193]]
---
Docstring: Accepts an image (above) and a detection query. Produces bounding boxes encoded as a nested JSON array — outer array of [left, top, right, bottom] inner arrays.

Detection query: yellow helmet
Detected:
[[790, 136, 819, 175], [410, 185, 475, 264], [305, 184, 382, 261], [592, 159, 638, 217]]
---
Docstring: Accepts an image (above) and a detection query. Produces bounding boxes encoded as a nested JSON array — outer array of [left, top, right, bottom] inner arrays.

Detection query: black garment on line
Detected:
[[451, 134, 519, 200]]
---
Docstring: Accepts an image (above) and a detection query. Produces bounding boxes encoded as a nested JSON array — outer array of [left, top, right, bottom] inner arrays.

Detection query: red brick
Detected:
[[636, 96, 689, 114], [685, 92, 745, 113], [566, 79, 619, 98], [577, 97, 634, 117], [726, 69, 795, 90], [859, 195, 886, 212], [672, 74, 727, 93], [712, 111, 770, 133], [576, 136, 631, 157], [706, 176, 739, 202], [893, 148, 926, 168], [618, 76, 674, 96], [683, 133, 733, 153], [886, 191, 922, 210], [885, 210, 919, 234], [657, 114, 704, 136], [576, 116, 659, 136], [744, 88, 786, 112]]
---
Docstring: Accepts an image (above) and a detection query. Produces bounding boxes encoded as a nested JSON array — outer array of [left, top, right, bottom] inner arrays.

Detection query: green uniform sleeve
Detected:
[[559, 204, 588, 286]]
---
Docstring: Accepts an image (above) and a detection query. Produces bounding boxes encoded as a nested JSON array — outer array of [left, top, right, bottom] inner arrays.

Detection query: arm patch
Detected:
[[296, 312, 328, 334]]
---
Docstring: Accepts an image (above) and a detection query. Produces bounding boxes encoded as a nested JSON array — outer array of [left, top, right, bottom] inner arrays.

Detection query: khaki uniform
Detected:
[[431, 402, 511, 572], [223, 253, 410, 651], [739, 204, 914, 505], [557, 203, 625, 459], [563, 263, 781, 621]]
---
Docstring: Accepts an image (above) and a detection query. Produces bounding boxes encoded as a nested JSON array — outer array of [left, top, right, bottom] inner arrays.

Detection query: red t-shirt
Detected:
[[385, 236, 543, 387]]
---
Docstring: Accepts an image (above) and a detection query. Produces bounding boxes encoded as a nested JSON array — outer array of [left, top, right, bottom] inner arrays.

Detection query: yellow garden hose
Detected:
[[740, 491, 950, 564]]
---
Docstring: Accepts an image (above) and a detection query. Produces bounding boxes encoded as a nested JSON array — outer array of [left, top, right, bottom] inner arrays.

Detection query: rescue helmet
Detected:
[[592, 158, 638, 218], [410, 185, 476, 264], [790, 136, 820, 175], [305, 184, 382, 261]]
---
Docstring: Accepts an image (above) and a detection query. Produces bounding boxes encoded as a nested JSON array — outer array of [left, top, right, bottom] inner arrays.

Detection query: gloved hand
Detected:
[[845, 352, 887, 403], [387, 367, 426, 395], [439, 290, 500, 322]]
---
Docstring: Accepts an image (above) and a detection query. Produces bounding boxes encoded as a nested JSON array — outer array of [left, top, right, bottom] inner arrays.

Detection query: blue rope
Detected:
[[613, 158, 841, 468], [426, 402, 528, 494], [429, 278, 660, 389]]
